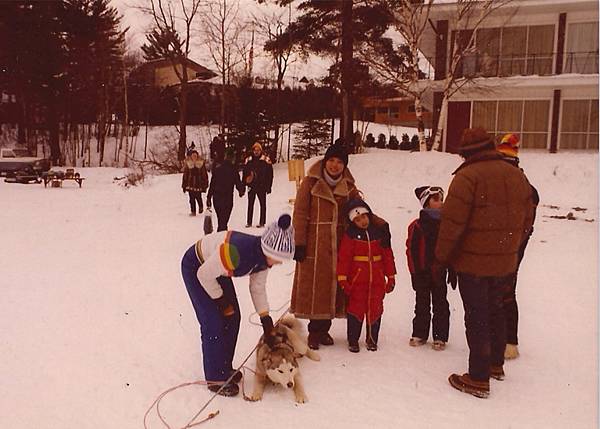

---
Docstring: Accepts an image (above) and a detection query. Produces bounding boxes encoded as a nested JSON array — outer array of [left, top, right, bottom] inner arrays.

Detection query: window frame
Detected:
[[558, 99, 599, 150]]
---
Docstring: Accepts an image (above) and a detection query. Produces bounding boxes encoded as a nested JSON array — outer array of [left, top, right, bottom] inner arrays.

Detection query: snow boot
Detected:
[[448, 373, 490, 399], [208, 381, 239, 397], [348, 342, 360, 353], [432, 340, 446, 351], [409, 337, 427, 347], [308, 333, 320, 350], [189, 212, 197, 217], [490, 365, 505, 381], [366, 341, 378, 352], [505, 343, 519, 359], [320, 332, 334, 346], [229, 370, 243, 384]]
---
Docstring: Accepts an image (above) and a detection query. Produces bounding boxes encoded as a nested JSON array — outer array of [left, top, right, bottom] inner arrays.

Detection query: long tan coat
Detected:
[[291, 160, 359, 320], [435, 150, 535, 277]]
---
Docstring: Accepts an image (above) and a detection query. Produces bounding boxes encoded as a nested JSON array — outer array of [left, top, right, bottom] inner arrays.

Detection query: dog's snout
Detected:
[[287, 382, 294, 388]]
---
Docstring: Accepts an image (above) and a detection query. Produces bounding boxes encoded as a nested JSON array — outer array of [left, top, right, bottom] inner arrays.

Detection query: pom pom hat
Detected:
[[497, 133, 520, 158], [261, 214, 295, 261]]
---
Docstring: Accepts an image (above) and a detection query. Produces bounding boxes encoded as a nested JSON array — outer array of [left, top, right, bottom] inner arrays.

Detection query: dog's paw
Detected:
[[306, 349, 320, 361], [246, 394, 263, 402], [295, 394, 307, 404]]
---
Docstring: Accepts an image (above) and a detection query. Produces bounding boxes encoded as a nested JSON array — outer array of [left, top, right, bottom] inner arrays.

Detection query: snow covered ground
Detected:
[[1, 149, 597, 429]]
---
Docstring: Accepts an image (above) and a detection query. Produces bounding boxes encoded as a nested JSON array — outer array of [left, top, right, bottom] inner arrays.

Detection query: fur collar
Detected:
[[307, 160, 355, 203], [186, 159, 205, 169]]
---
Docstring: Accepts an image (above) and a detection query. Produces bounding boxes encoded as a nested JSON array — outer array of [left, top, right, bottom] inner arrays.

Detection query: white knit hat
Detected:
[[261, 214, 295, 261], [348, 206, 370, 222]]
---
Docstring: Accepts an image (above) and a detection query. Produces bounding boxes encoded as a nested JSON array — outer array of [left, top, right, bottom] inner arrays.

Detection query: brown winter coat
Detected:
[[291, 160, 360, 320], [435, 150, 535, 277], [182, 159, 209, 192]]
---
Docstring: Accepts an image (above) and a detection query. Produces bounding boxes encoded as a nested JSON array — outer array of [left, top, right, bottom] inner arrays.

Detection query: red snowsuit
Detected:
[[337, 224, 396, 323]]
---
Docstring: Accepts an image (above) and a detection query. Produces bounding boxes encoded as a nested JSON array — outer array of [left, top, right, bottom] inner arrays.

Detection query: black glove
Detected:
[[267, 188, 271, 195], [293, 245, 306, 262], [182, 188, 186, 194], [447, 268, 458, 290], [214, 295, 235, 317], [260, 315, 276, 348]]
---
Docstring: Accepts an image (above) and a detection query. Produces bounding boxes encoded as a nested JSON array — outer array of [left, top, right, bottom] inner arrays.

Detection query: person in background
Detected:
[[406, 186, 454, 351], [180, 214, 295, 397], [207, 151, 245, 232], [243, 142, 273, 228], [496, 133, 540, 360], [182, 149, 209, 216]]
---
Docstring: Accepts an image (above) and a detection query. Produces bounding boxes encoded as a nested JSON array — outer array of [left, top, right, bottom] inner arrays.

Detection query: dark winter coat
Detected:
[[499, 153, 540, 265], [291, 160, 360, 320], [406, 208, 442, 275], [182, 159, 209, 192], [337, 221, 396, 323], [243, 154, 273, 193], [207, 159, 244, 204], [435, 150, 535, 277]]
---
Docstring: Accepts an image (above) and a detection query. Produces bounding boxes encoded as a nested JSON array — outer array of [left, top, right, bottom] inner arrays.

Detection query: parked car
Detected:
[[0, 148, 51, 176]]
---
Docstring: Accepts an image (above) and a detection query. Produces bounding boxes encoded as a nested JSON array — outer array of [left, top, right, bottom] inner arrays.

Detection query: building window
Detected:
[[458, 25, 556, 78], [560, 99, 599, 149], [565, 22, 599, 74], [472, 99, 550, 149]]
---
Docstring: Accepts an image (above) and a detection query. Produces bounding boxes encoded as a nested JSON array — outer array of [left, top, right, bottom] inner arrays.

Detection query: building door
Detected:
[[446, 101, 471, 153]]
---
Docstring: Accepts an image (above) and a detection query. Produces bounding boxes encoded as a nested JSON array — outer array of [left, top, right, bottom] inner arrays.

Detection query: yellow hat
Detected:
[[252, 143, 263, 152]]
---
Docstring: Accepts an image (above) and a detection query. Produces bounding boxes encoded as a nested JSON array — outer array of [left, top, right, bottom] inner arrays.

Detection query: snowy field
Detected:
[[1, 149, 597, 428]]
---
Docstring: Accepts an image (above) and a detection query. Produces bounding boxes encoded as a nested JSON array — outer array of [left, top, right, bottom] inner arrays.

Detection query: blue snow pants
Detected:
[[181, 245, 241, 382]]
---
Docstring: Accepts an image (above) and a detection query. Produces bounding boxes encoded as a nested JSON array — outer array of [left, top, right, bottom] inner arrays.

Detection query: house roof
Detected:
[[136, 58, 216, 80]]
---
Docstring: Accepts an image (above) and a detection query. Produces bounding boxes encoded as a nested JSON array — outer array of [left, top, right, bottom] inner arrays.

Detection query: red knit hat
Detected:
[[497, 133, 520, 158]]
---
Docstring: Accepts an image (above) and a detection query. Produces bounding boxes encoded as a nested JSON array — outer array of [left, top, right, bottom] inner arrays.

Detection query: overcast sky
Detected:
[[112, 0, 332, 83]]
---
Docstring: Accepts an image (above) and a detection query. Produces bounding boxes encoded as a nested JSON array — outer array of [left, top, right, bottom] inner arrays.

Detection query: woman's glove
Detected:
[[293, 245, 306, 262], [214, 295, 235, 317], [260, 315, 276, 348]]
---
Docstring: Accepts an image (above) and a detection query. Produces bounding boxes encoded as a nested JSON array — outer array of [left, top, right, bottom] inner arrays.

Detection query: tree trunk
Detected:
[[340, 0, 354, 147], [431, 96, 448, 152], [178, 63, 189, 162], [47, 99, 61, 166], [414, 96, 427, 151]]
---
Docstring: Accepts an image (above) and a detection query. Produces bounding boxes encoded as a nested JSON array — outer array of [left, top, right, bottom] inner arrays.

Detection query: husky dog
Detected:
[[248, 314, 320, 403]]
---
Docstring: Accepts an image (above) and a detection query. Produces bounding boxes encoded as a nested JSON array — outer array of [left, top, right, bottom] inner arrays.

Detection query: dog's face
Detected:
[[265, 358, 298, 389]]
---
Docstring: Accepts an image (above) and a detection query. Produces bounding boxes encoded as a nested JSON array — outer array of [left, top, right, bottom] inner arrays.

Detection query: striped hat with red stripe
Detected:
[[497, 133, 520, 158]]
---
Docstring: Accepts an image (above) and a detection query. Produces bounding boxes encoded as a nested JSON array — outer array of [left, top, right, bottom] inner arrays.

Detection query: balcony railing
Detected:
[[418, 51, 598, 80]]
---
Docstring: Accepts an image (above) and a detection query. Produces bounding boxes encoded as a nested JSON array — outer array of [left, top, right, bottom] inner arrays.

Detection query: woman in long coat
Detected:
[[291, 144, 360, 349]]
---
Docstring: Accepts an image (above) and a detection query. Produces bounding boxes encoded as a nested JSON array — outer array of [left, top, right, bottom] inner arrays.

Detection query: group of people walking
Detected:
[[181, 141, 273, 231], [179, 127, 538, 400]]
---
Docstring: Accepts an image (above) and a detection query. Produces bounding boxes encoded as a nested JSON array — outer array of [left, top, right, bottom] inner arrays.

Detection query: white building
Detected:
[[419, 0, 598, 152]]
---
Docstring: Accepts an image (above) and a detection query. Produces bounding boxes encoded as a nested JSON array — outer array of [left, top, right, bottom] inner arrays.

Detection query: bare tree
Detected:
[[139, 0, 203, 161], [253, 5, 296, 156], [201, 0, 247, 134], [364, 0, 513, 151]]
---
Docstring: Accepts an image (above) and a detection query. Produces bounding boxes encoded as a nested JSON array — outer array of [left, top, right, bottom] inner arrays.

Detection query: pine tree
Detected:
[[293, 119, 331, 160]]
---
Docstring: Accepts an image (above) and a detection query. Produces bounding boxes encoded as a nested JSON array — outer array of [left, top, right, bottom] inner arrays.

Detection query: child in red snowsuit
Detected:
[[337, 199, 396, 352]]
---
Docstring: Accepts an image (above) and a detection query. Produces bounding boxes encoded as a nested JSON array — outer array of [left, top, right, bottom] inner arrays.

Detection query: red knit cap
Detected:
[[497, 133, 520, 158]]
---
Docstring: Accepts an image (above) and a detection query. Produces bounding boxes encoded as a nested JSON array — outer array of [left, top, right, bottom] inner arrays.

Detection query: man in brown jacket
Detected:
[[435, 128, 534, 399]]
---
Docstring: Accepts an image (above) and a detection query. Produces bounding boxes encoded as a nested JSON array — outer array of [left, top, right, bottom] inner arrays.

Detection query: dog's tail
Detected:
[[278, 313, 301, 332]]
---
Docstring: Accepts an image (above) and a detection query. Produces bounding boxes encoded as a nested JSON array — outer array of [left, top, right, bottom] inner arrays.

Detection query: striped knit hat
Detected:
[[497, 133, 520, 158], [261, 214, 295, 261]]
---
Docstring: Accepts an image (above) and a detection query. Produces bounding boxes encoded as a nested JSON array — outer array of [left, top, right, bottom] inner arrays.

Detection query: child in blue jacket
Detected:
[[181, 214, 294, 396]]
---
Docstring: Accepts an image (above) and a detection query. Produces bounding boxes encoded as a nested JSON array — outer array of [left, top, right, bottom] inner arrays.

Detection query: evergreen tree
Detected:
[[263, 1, 396, 149], [293, 119, 331, 159]]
